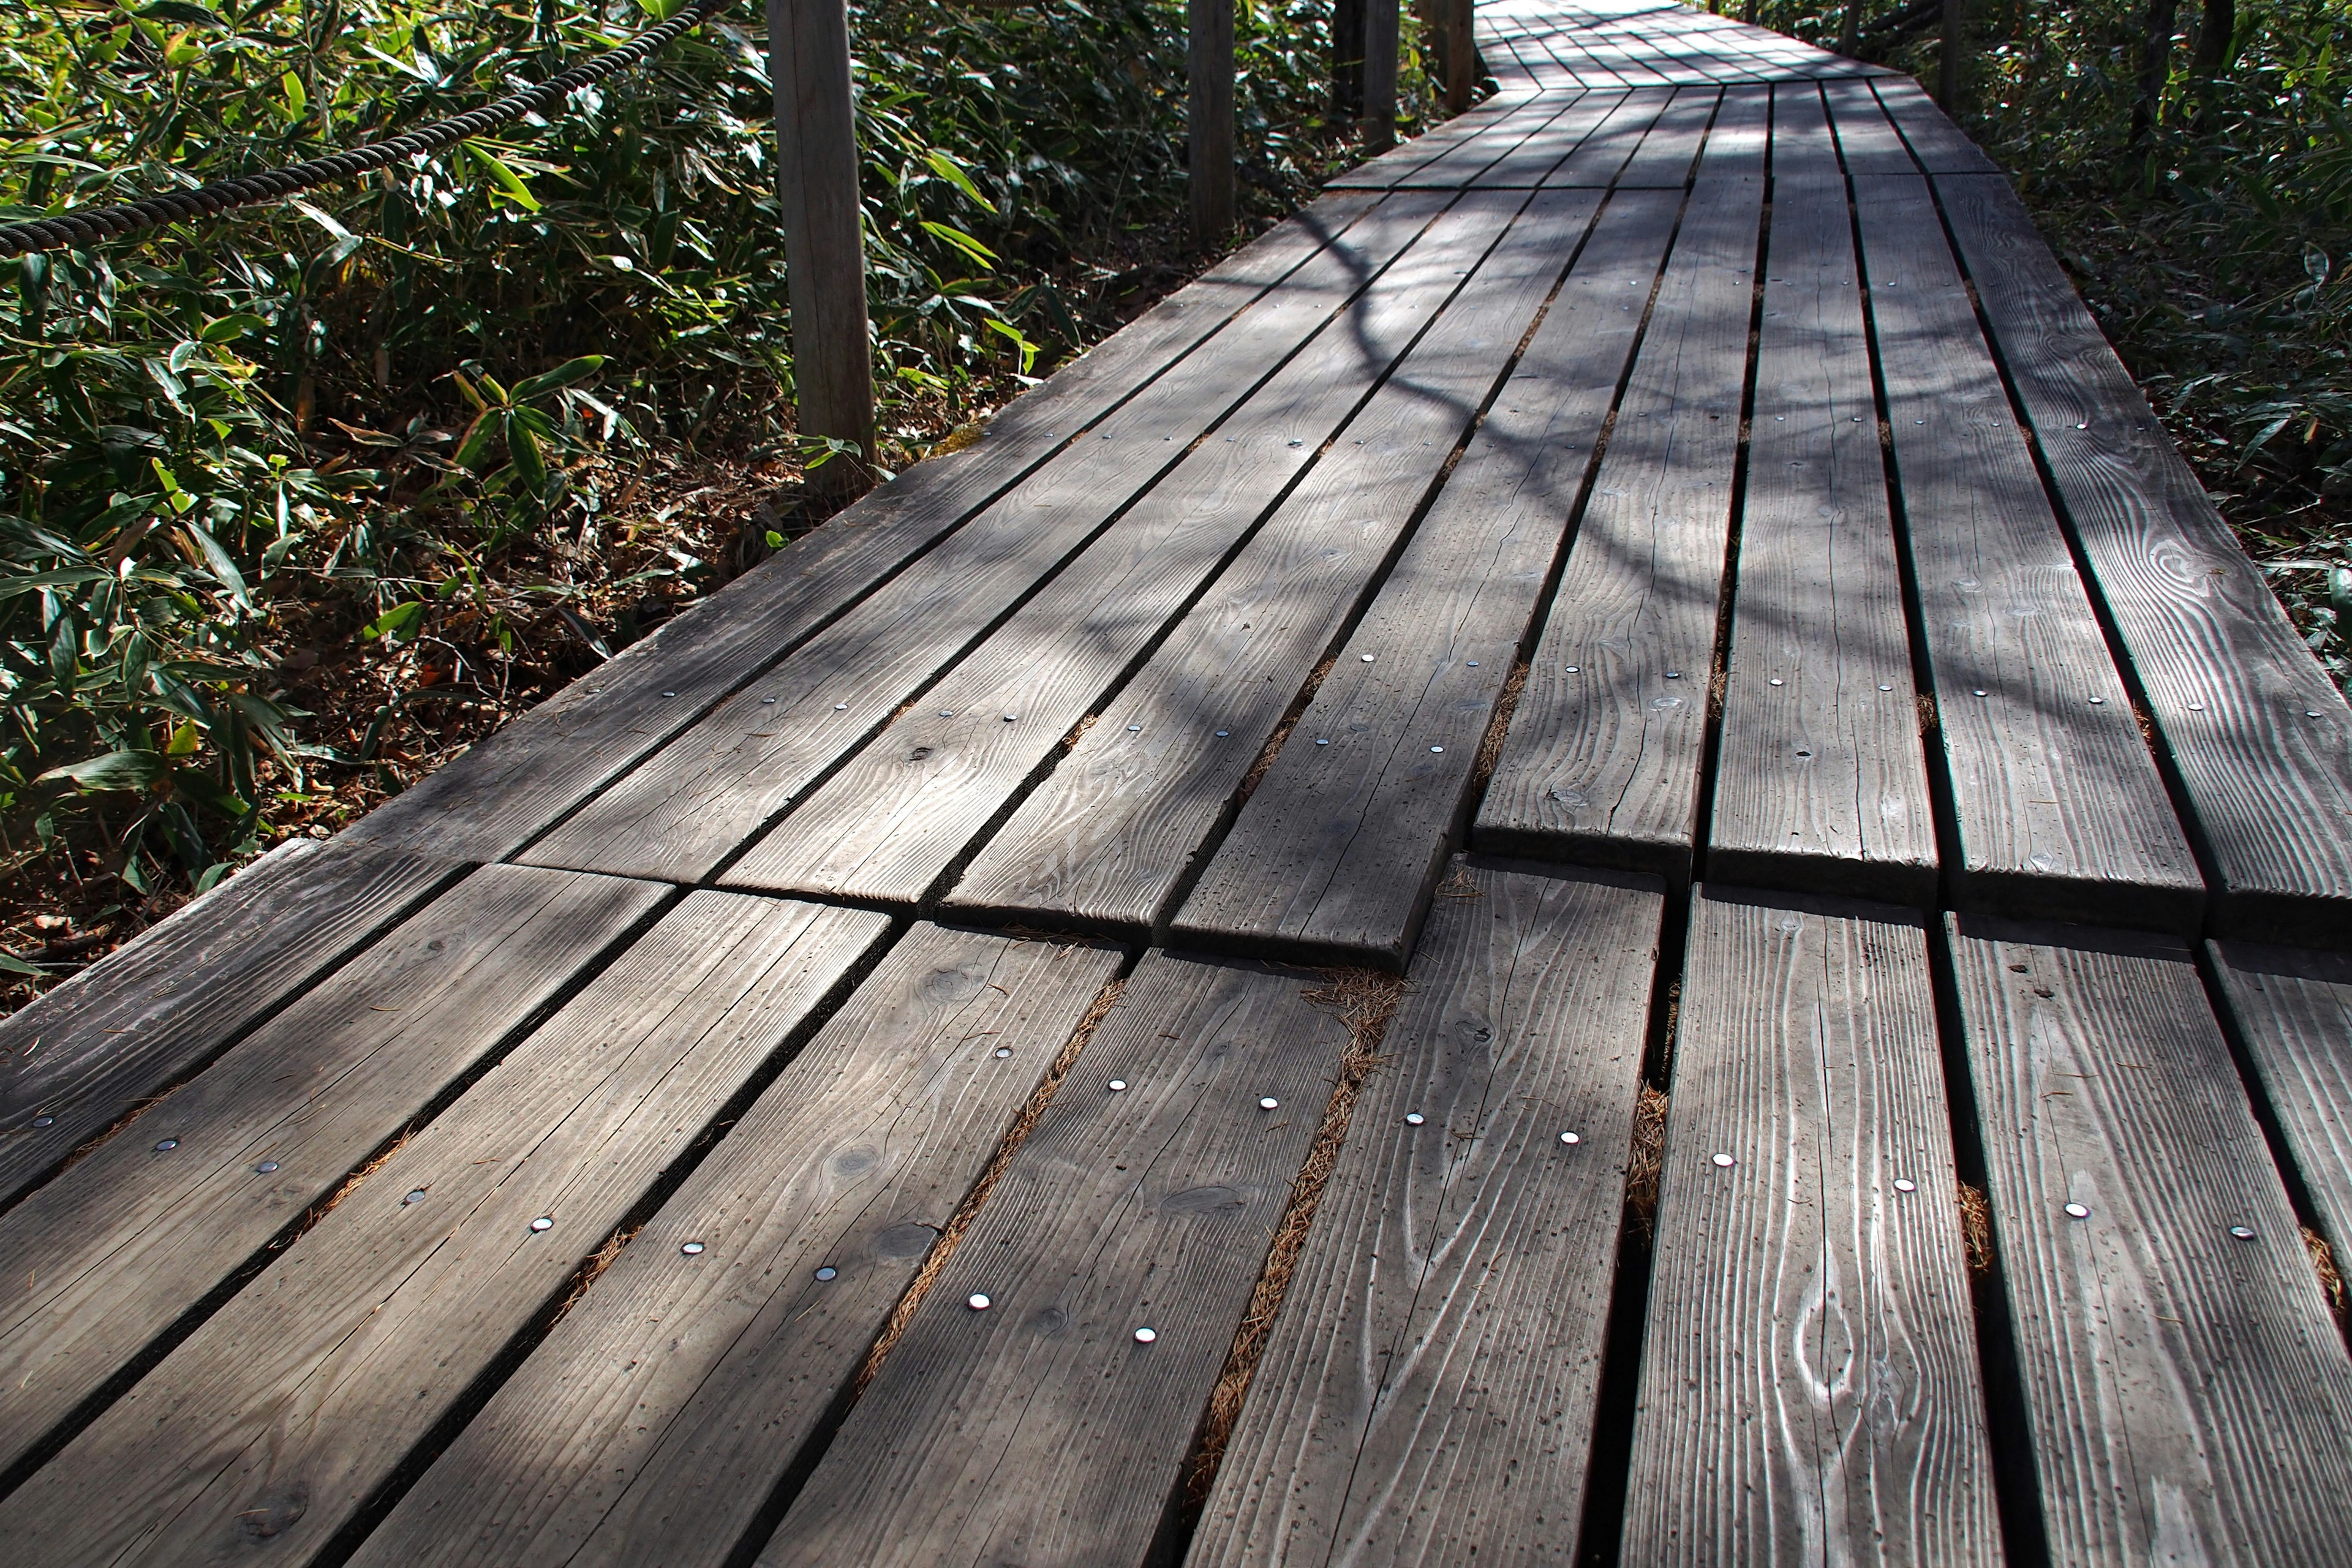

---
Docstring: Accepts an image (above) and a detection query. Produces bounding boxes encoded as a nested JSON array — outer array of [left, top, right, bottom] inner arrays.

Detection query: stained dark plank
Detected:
[[1474, 104, 1764, 879], [1623, 886, 1998, 1564], [1852, 173, 2203, 927], [1188, 860, 1660, 1567], [337, 925, 1118, 1568], [722, 189, 1545, 910], [1936, 173, 2352, 942], [337, 189, 1385, 865], [752, 950, 1350, 1567], [521, 194, 1447, 884], [1167, 190, 1680, 968], [1948, 913, 2352, 1565], [0, 864, 669, 1480], [2204, 940, 2352, 1311], [0, 839, 455, 1212], [941, 190, 1610, 938], [0, 893, 889, 1568], [1705, 92, 1935, 904]]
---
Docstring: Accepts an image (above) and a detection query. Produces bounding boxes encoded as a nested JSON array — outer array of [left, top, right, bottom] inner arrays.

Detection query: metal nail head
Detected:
[[154, 1139, 178, 1152], [257, 1161, 279, 1174], [1893, 1178, 1917, 1193], [404, 1189, 428, 1205], [1879, 683, 1894, 691], [2090, 696, 2106, 704], [939, 709, 955, 717], [2230, 1226, 2257, 1240], [1134, 1326, 1158, 1343], [835, 703, 848, 710], [2063, 1202, 2090, 1219], [1665, 670, 1681, 679], [1559, 1131, 1580, 1145], [1404, 1112, 1426, 1126], [1361, 654, 1376, 663], [1003, 714, 1017, 722], [662, 691, 676, 698], [1259, 1097, 1280, 1110], [530, 1216, 555, 1232], [1769, 677, 1784, 686], [816, 1265, 839, 1279], [1973, 688, 1989, 697], [682, 1240, 706, 1255], [1128, 723, 1142, 731], [1566, 665, 1580, 673], [31, 1115, 53, 1128], [1109, 1079, 1128, 1092], [995, 1046, 1012, 1058], [1430, 745, 1444, 753], [968, 1292, 992, 1310], [1216, 729, 1229, 737], [1711, 1152, 1736, 1168], [1466, 660, 1478, 666], [2188, 703, 2205, 711], [1316, 737, 1329, 745]]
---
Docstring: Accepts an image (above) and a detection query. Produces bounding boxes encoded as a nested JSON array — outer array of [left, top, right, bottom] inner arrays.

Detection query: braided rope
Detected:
[[0, 0, 733, 258]]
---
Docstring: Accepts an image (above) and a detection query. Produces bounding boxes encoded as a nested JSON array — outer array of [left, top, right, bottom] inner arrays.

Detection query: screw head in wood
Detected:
[[816, 1265, 839, 1279], [1430, 745, 1444, 753], [31, 1115, 51, 1128], [968, 1293, 992, 1310], [1316, 738, 1329, 745], [1879, 683, 1894, 691], [1003, 714, 1017, 722], [1560, 1131, 1580, 1145], [1134, 1326, 1158, 1343], [2188, 703, 2204, 711], [1711, 1152, 1736, 1168], [1665, 670, 1681, 679], [995, 1046, 1012, 1058], [404, 1189, 427, 1205], [2311, 710, 2325, 718], [2090, 696, 2105, 704], [2063, 1202, 2090, 1219], [1467, 660, 1478, 666], [1769, 677, 1783, 685], [1128, 724, 1142, 731], [682, 1240, 706, 1255], [1566, 665, 1579, 673], [257, 1161, 279, 1173], [1216, 729, 1229, 737], [1259, 1097, 1280, 1110], [1893, 1178, 1917, 1193], [1109, 1080, 1128, 1091], [1973, 688, 1988, 697], [939, 709, 955, 717], [662, 691, 676, 698], [154, 1139, 178, 1152], [835, 703, 848, 710], [530, 1216, 554, 1232], [2230, 1226, 2256, 1240], [1362, 654, 1376, 662], [1404, 1112, 1425, 1125]]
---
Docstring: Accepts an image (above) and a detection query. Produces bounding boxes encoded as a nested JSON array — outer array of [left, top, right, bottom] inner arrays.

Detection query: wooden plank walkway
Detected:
[[5, 2, 2351, 1562]]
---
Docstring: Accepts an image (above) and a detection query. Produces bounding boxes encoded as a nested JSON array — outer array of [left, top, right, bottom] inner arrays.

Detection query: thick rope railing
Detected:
[[0, 0, 731, 258]]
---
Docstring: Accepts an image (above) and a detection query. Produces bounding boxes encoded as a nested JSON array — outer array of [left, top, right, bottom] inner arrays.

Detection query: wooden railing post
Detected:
[[1939, 0, 1964, 108], [1443, 0, 1473, 112], [1363, 0, 1399, 153], [1189, 0, 1235, 243], [1332, 0, 1365, 117], [766, 0, 875, 498]]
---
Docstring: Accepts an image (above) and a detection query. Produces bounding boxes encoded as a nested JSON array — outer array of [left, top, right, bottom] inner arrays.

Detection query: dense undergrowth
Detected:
[[0, 0, 1439, 990], [1727, 0, 2352, 686]]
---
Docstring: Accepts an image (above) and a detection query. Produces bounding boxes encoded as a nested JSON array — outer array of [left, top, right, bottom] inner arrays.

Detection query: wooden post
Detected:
[[1444, 0, 1474, 112], [1332, 0, 1365, 117], [1838, 0, 1863, 55], [767, 0, 875, 497], [1189, 0, 1234, 243], [1938, 0, 1964, 109], [1363, 0, 1398, 154]]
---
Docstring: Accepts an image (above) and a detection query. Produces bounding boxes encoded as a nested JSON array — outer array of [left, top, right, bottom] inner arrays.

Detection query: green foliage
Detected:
[[1717, 0, 2352, 685], [0, 0, 1434, 899]]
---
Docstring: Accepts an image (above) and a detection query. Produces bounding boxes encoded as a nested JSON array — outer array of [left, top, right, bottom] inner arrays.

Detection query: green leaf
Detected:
[[40, 749, 170, 793], [505, 411, 548, 494], [919, 221, 999, 269], [922, 149, 998, 214], [166, 719, 198, 756], [184, 522, 251, 610], [0, 948, 47, 980], [363, 600, 426, 641], [509, 356, 606, 402], [466, 143, 542, 211], [199, 312, 268, 343]]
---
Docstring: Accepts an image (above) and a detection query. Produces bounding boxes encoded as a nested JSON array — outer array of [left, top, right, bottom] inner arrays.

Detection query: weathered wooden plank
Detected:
[[0, 863, 668, 1481], [1611, 84, 1717, 186], [1473, 134, 1763, 878], [1822, 74, 1917, 173], [1854, 173, 2203, 927], [1706, 94, 1936, 905], [2204, 940, 2352, 1310], [1188, 859, 1660, 1567], [1363, 92, 1578, 190], [342, 924, 1119, 1568], [1870, 74, 1997, 173], [1167, 190, 1680, 968], [720, 190, 1542, 910], [0, 839, 456, 1213], [0, 892, 891, 1568], [1948, 913, 2352, 1566], [520, 194, 1449, 884], [1936, 173, 2352, 943], [941, 190, 1611, 938], [1543, 85, 1671, 185], [753, 950, 1351, 1567], [1623, 886, 1998, 1565], [333, 187, 1384, 865], [1474, 88, 1629, 186]]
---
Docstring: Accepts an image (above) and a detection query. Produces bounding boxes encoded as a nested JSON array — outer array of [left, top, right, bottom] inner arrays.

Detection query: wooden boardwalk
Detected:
[[6, 3, 2352, 1562]]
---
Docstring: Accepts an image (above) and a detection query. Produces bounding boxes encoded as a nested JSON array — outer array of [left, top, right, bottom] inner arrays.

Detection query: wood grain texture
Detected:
[[1853, 174, 2203, 927], [1936, 173, 2352, 942], [1544, 86, 1670, 184], [2207, 940, 2352, 1272], [1948, 913, 2352, 1566], [1371, 93, 1578, 190], [1613, 85, 1719, 186], [0, 839, 455, 1212], [1868, 75, 1996, 173], [336, 925, 1120, 1568], [723, 190, 1536, 909], [1475, 88, 1627, 186], [335, 186, 1383, 864], [1186, 859, 1661, 1568], [1820, 75, 1915, 173], [1323, 92, 1550, 190], [522, 194, 1449, 884], [1706, 91, 1936, 904], [755, 950, 1349, 1568], [1168, 192, 1679, 968], [0, 864, 668, 1480], [1474, 110, 1765, 879], [0, 892, 889, 1568], [941, 190, 1610, 938], [1622, 886, 1999, 1566]]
